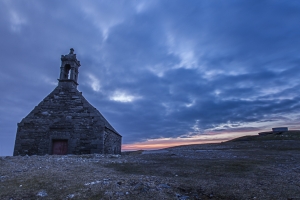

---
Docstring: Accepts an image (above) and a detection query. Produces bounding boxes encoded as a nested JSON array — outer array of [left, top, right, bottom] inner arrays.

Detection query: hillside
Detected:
[[1, 136, 300, 199], [228, 130, 300, 142]]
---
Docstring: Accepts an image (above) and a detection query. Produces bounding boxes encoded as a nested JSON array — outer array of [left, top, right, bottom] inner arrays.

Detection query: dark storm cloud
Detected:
[[1, 0, 300, 155]]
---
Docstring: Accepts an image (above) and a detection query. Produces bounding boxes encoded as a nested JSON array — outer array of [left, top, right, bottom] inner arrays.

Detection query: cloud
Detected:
[[109, 90, 141, 103], [9, 10, 27, 32], [165, 32, 197, 70], [79, 1, 134, 41], [1, 1, 27, 33], [86, 73, 101, 92], [1, 1, 300, 155]]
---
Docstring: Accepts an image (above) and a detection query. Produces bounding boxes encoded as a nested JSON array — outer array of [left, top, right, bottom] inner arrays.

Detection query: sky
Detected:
[[1, 0, 300, 156]]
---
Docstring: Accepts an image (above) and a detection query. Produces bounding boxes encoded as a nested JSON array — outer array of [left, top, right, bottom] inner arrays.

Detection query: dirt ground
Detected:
[[1, 139, 300, 200]]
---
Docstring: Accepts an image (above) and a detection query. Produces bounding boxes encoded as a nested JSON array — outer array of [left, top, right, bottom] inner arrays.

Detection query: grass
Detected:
[[2, 139, 300, 200], [0, 173, 86, 199], [87, 191, 106, 200], [121, 150, 144, 155], [104, 156, 262, 179], [230, 131, 300, 142]]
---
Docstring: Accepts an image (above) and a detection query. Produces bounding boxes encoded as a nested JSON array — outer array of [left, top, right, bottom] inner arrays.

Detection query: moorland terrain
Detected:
[[1, 131, 300, 200]]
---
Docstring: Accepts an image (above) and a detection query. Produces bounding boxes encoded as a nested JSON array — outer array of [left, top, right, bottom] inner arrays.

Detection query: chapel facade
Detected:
[[13, 49, 122, 156]]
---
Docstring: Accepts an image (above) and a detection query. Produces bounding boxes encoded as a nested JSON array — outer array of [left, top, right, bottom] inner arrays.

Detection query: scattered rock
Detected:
[[117, 181, 122, 185], [2, 140, 300, 199], [133, 182, 149, 192], [84, 180, 101, 186], [36, 190, 48, 197], [115, 191, 124, 196], [158, 183, 171, 189], [66, 194, 75, 199], [176, 193, 190, 199]]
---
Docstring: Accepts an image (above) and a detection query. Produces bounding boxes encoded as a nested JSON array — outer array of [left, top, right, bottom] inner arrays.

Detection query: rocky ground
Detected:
[[1, 138, 300, 199]]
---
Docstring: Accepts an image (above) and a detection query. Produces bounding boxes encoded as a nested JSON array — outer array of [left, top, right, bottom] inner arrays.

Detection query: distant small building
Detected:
[[272, 127, 288, 132], [14, 49, 122, 156], [258, 127, 289, 136]]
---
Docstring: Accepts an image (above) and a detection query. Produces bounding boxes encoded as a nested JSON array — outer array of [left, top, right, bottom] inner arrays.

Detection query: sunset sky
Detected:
[[1, 1, 300, 155]]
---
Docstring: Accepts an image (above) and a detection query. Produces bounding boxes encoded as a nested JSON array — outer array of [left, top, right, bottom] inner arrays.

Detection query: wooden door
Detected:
[[52, 140, 68, 155]]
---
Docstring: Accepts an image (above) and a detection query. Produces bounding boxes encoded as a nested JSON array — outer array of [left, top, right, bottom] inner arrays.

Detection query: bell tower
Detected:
[[58, 48, 81, 88]]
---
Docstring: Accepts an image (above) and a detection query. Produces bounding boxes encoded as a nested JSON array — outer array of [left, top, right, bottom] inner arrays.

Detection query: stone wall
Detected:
[[14, 84, 121, 156], [104, 128, 122, 154]]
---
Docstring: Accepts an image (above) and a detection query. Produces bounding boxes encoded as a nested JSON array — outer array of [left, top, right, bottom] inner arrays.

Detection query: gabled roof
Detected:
[[20, 84, 120, 136]]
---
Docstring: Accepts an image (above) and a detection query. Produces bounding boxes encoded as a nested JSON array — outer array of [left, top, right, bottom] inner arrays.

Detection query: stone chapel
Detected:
[[13, 48, 122, 156]]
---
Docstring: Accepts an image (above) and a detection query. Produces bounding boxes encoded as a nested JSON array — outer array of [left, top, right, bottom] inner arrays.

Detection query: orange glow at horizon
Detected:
[[121, 130, 258, 151], [122, 121, 300, 151], [122, 139, 225, 151]]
